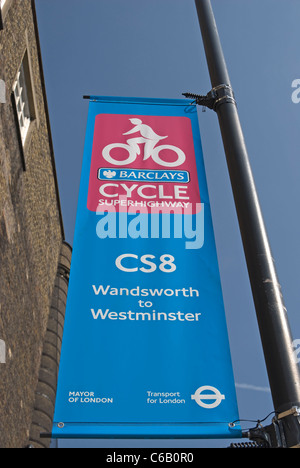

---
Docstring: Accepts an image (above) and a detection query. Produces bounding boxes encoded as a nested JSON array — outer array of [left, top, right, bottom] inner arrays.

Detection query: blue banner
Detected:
[[52, 96, 241, 439]]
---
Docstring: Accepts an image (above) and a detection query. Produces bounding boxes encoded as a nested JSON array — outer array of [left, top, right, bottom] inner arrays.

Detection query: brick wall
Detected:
[[0, 1, 66, 448]]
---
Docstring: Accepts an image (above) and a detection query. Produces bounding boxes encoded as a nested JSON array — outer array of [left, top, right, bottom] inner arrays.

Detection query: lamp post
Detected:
[[192, 0, 300, 447]]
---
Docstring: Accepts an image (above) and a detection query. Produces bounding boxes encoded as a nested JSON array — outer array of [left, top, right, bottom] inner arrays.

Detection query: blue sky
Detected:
[[35, 0, 300, 448]]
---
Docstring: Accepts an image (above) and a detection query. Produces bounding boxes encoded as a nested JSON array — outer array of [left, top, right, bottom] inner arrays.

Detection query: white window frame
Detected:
[[0, 0, 13, 26], [12, 49, 37, 148], [13, 66, 31, 145]]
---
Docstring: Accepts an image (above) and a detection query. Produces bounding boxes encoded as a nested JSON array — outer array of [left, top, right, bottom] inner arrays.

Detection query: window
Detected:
[[12, 51, 36, 147], [13, 65, 31, 144], [0, 0, 12, 28]]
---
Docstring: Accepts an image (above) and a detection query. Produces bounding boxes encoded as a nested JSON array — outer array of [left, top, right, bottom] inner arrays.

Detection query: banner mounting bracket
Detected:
[[183, 84, 236, 112]]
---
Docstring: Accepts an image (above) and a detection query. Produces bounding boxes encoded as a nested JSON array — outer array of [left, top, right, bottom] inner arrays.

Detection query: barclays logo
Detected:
[[102, 170, 117, 179], [98, 168, 190, 183]]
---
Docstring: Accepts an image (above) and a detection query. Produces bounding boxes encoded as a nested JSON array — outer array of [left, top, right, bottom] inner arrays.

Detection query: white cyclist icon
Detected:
[[102, 118, 186, 167]]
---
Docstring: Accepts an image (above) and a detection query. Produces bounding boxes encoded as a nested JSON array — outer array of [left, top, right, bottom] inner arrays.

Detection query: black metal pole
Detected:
[[194, 0, 300, 447]]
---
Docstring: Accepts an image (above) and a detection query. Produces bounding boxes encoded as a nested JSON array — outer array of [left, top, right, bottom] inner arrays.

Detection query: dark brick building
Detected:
[[0, 0, 70, 448]]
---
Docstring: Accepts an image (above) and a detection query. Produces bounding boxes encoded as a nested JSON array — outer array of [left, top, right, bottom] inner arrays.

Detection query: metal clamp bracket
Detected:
[[243, 407, 300, 448], [278, 406, 300, 420], [183, 84, 236, 112]]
